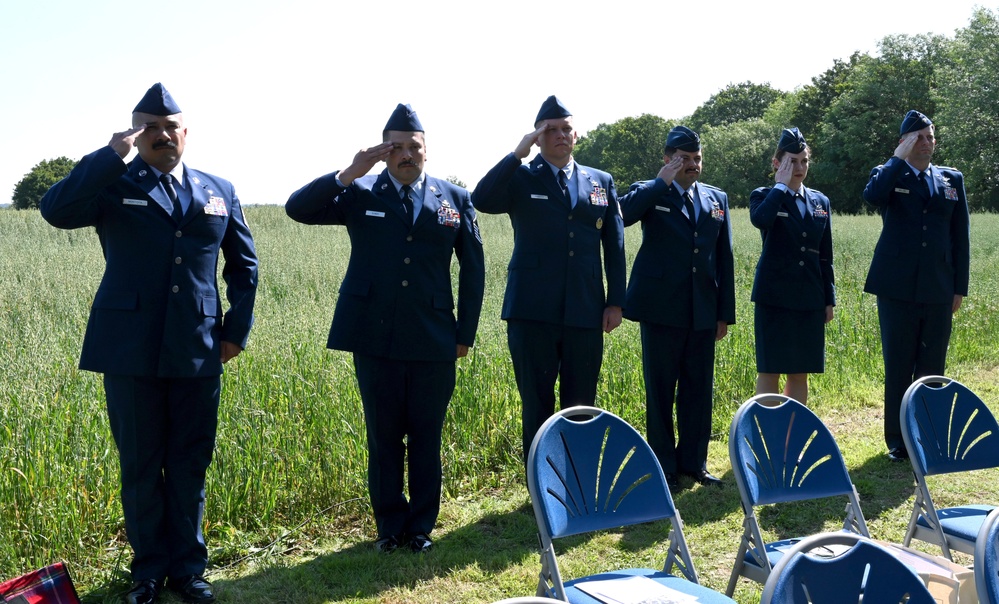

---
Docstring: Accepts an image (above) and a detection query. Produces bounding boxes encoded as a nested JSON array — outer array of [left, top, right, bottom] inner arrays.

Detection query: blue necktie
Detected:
[[161, 174, 182, 221], [401, 184, 415, 225], [683, 190, 696, 223], [558, 170, 571, 206]]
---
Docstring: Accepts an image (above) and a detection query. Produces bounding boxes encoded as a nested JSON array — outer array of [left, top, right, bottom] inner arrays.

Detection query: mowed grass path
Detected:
[[2, 205, 999, 603]]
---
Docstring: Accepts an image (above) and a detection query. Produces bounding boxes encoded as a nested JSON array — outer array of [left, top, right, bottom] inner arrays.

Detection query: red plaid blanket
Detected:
[[0, 562, 80, 604]]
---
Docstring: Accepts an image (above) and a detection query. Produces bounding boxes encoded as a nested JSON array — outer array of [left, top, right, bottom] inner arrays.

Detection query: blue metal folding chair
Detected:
[[526, 406, 735, 603], [726, 394, 869, 595], [901, 375, 999, 560], [975, 506, 999, 604], [760, 532, 936, 604]]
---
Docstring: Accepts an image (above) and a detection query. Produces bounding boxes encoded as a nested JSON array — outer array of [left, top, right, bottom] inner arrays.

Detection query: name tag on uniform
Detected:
[[204, 196, 228, 216], [365, 210, 386, 217], [654, 205, 671, 212], [122, 198, 147, 206], [777, 211, 789, 217], [895, 187, 910, 194], [531, 194, 548, 200]]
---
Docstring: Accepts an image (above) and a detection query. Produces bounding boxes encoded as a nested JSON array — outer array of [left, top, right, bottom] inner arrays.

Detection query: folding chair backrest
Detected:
[[760, 532, 935, 604], [528, 406, 676, 540], [976, 507, 999, 604], [730, 395, 856, 506], [902, 376, 999, 477]]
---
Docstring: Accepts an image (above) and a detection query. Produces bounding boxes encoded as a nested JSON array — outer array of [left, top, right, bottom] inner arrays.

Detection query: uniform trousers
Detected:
[[877, 296, 953, 450], [353, 353, 454, 540], [507, 319, 603, 460], [103, 374, 220, 582], [640, 322, 716, 475]]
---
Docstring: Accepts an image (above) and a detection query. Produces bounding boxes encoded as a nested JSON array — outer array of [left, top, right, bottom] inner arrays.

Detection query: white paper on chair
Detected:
[[574, 576, 700, 604]]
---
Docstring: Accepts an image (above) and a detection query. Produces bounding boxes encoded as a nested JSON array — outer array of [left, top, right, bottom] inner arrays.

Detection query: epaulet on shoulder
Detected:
[[629, 179, 656, 190], [936, 165, 959, 173], [699, 182, 723, 192]]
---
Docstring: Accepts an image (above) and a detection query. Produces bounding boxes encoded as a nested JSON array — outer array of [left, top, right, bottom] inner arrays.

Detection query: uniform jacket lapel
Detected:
[[127, 158, 173, 217], [183, 169, 211, 226], [529, 154, 571, 209], [374, 170, 411, 226]]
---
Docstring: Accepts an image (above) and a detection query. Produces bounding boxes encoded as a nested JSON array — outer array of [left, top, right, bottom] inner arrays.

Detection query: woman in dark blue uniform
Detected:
[[749, 128, 835, 404]]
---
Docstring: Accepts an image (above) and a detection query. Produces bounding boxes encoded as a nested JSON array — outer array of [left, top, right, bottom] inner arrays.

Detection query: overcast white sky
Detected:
[[0, 0, 989, 205]]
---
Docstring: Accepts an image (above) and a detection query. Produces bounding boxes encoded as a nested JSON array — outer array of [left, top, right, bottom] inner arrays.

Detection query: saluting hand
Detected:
[[108, 125, 146, 159], [894, 131, 918, 161], [775, 155, 794, 187], [338, 142, 395, 186], [656, 155, 685, 185], [514, 124, 546, 160]]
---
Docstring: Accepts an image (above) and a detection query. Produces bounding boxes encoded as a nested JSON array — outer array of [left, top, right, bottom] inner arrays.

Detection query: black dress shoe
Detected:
[[408, 533, 433, 553], [683, 470, 723, 487], [125, 579, 162, 604], [374, 535, 402, 553], [887, 447, 909, 462], [168, 575, 216, 604], [664, 473, 680, 492]]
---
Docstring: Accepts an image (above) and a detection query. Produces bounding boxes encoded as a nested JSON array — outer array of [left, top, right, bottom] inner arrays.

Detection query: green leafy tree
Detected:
[[811, 34, 946, 214], [700, 118, 778, 207], [445, 175, 467, 189], [934, 7, 999, 211], [574, 114, 675, 187], [12, 157, 77, 210], [785, 53, 864, 142], [688, 81, 787, 132]]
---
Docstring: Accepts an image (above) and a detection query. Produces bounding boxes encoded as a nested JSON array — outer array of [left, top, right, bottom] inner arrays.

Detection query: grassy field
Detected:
[[2, 204, 998, 603]]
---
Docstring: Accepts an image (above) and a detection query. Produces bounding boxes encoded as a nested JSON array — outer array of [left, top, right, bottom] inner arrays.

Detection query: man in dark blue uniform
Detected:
[[619, 126, 735, 490], [41, 83, 258, 604], [863, 110, 970, 461], [286, 104, 485, 553], [472, 96, 626, 460]]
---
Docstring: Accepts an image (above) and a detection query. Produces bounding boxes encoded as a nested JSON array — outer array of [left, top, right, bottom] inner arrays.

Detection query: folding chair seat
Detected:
[[527, 406, 735, 603], [726, 394, 868, 595], [901, 375, 999, 559], [759, 532, 936, 604]]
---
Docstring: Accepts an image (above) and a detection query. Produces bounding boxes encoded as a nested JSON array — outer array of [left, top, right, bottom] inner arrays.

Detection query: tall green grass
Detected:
[[2, 205, 998, 600]]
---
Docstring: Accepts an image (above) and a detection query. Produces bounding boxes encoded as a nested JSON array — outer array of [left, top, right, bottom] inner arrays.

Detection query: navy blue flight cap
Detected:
[[665, 126, 700, 153], [133, 83, 181, 115], [900, 110, 933, 135], [777, 127, 807, 154], [535, 95, 572, 126], [383, 103, 424, 133]]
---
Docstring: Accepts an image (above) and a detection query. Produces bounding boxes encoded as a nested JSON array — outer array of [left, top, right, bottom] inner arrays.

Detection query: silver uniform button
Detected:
[[171, 285, 179, 293], [175, 231, 182, 238], [175, 257, 182, 264], [402, 280, 409, 287]]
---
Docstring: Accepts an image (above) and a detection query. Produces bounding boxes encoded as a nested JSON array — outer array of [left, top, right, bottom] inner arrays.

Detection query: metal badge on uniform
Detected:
[[655, 205, 671, 212], [531, 194, 548, 200], [944, 187, 959, 201], [366, 210, 386, 217], [138, 170, 147, 177], [438, 200, 461, 228], [589, 182, 608, 206], [204, 196, 228, 217], [123, 198, 147, 206], [709, 199, 724, 221], [895, 187, 910, 194]]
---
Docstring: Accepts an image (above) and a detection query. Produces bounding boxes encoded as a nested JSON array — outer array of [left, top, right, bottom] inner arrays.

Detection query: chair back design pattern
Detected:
[[759, 532, 936, 604]]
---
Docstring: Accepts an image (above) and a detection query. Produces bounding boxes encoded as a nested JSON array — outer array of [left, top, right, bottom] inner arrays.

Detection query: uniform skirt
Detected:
[[754, 302, 826, 374]]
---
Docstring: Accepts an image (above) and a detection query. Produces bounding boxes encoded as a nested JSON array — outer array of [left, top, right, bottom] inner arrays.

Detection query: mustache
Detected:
[[152, 141, 178, 150], [397, 160, 417, 168]]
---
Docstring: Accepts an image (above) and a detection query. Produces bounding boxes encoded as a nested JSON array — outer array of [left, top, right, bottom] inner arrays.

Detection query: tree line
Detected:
[[575, 7, 999, 214], [11, 8, 998, 213]]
